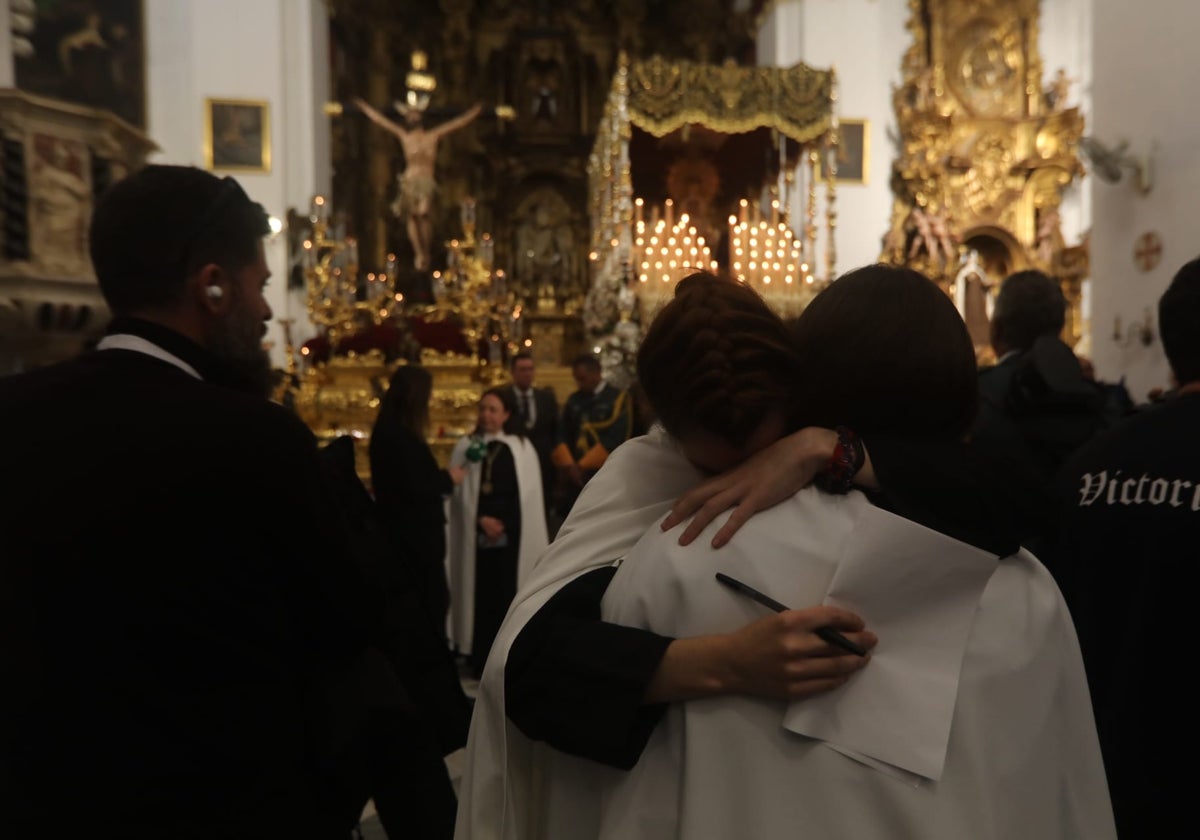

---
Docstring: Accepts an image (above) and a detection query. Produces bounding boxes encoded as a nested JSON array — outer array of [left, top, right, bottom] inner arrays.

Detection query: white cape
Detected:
[[447, 432, 549, 655], [454, 427, 701, 840], [579, 489, 1116, 840]]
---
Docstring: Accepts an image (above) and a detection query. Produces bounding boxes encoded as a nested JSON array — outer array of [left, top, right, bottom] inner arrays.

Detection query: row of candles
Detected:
[[627, 196, 814, 314]]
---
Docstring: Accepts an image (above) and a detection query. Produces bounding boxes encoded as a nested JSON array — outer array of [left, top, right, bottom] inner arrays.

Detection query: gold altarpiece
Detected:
[[880, 0, 1088, 361]]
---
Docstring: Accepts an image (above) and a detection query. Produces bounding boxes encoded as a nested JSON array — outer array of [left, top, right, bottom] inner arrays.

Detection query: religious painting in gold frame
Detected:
[[823, 118, 869, 184], [204, 98, 271, 173]]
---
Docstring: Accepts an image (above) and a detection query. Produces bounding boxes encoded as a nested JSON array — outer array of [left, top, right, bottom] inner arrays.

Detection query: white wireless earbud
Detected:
[[205, 286, 224, 299]]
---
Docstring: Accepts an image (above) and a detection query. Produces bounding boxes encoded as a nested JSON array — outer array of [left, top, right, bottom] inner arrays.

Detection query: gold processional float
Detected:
[[281, 193, 528, 471], [583, 53, 840, 383]]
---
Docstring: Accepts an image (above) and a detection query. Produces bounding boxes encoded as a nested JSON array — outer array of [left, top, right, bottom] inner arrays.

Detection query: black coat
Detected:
[[1042, 393, 1200, 840], [0, 319, 370, 838], [504, 384, 558, 507], [369, 422, 454, 630]]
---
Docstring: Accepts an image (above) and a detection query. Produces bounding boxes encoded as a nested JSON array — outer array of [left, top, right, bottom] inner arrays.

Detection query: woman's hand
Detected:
[[720, 607, 876, 699], [644, 605, 876, 704], [448, 464, 468, 486], [479, 515, 506, 542], [661, 427, 839, 548]]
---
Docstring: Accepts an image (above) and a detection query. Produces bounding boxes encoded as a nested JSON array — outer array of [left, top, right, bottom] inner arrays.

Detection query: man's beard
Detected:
[[206, 301, 272, 397]]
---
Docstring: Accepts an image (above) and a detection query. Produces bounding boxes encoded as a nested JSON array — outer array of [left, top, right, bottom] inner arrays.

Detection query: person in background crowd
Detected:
[[502, 351, 559, 529], [0, 165, 374, 838], [447, 388, 548, 677], [553, 353, 634, 515], [1044, 256, 1200, 840], [370, 364, 466, 638], [972, 269, 1110, 483]]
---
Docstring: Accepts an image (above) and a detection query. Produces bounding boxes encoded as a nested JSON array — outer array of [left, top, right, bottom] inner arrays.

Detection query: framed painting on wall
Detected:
[[821, 119, 869, 185], [13, 0, 147, 129], [205, 99, 271, 173]]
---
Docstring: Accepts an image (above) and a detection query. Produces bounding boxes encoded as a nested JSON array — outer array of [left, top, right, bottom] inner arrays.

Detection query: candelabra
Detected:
[[1113, 308, 1156, 348], [729, 197, 814, 320], [632, 198, 718, 311], [415, 197, 523, 382], [301, 194, 402, 349]]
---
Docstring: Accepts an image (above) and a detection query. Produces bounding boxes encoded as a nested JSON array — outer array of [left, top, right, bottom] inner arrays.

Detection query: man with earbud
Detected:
[[0, 165, 454, 838]]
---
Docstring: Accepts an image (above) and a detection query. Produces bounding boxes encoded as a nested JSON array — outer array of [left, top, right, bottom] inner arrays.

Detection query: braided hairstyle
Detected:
[[636, 272, 802, 447]]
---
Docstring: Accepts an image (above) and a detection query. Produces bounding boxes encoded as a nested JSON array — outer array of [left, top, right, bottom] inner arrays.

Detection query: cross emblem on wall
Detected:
[[1134, 231, 1163, 273]]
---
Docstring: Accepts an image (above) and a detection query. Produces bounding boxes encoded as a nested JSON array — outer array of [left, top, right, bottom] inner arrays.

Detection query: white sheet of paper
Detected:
[[783, 503, 998, 780]]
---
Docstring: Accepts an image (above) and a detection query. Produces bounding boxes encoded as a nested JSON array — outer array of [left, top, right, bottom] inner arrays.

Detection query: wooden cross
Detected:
[[1134, 231, 1162, 272]]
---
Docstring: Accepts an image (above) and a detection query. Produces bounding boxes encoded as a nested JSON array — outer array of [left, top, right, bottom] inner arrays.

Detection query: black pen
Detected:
[[714, 572, 868, 657]]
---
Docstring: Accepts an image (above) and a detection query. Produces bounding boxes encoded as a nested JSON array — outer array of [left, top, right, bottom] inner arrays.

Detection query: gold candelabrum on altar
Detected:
[[415, 197, 526, 386], [301, 194, 404, 348]]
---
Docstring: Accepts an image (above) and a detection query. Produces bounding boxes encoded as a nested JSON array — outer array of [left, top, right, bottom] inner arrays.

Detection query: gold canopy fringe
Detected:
[[626, 54, 834, 144]]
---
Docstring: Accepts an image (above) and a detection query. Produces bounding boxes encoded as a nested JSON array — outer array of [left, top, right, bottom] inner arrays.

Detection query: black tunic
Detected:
[[471, 441, 522, 675]]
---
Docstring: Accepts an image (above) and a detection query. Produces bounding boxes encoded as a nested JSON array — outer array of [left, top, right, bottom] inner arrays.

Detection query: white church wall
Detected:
[[1088, 0, 1199, 401], [1041, 0, 1093, 264], [144, 0, 331, 363], [760, 0, 909, 279]]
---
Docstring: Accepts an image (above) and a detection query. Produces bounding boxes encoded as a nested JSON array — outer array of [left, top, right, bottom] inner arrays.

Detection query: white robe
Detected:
[[581, 490, 1116, 840], [454, 427, 700, 840], [447, 432, 549, 655], [454, 428, 1115, 840]]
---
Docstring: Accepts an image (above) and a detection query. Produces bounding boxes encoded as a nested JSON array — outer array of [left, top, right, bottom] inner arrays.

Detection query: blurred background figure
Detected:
[[447, 388, 547, 677], [500, 351, 559, 533], [552, 353, 635, 517], [370, 365, 465, 638]]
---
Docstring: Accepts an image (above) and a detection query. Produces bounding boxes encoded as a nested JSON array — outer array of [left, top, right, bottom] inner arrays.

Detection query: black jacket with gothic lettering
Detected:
[[1042, 391, 1200, 840]]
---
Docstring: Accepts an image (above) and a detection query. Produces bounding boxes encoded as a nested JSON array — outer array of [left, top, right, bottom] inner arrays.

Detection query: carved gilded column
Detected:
[[367, 28, 391, 269]]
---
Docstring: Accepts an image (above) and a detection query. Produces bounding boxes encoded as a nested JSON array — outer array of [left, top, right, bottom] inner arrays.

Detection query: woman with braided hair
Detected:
[[455, 269, 1109, 839]]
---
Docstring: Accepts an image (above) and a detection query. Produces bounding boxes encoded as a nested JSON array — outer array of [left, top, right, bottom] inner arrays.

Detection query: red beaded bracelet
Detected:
[[815, 426, 865, 494]]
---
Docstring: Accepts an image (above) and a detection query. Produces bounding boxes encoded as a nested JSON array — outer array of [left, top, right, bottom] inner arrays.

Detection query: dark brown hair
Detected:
[[636, 271, 802, 446], [789, 264, 978, 440], [374, 365, 433, 438], [1160, 256, 1200, 386], [992, 269, 1066, 353], [479, 386, 526, 438], [90, 165, 270, 315]]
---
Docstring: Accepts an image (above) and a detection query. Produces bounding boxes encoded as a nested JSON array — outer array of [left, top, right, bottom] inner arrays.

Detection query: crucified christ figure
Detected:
[[354, 97, 483, 272]]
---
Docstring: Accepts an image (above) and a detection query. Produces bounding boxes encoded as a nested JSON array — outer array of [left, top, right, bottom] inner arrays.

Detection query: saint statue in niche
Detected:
[[516, 188, 577, 305], [954, 249, 994, 355], [522, 40, 566, 129]]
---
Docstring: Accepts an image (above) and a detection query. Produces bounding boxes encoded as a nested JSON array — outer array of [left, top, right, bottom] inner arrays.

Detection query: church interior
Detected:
[[1, 1, 1196, 837], [0, 0, 1193, 445]]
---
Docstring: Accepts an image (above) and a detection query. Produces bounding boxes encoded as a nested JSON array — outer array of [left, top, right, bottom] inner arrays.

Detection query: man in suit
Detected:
[[505, 350, 559, 524], [552, 353, 635, 516], [0, 165, 453, 838]]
